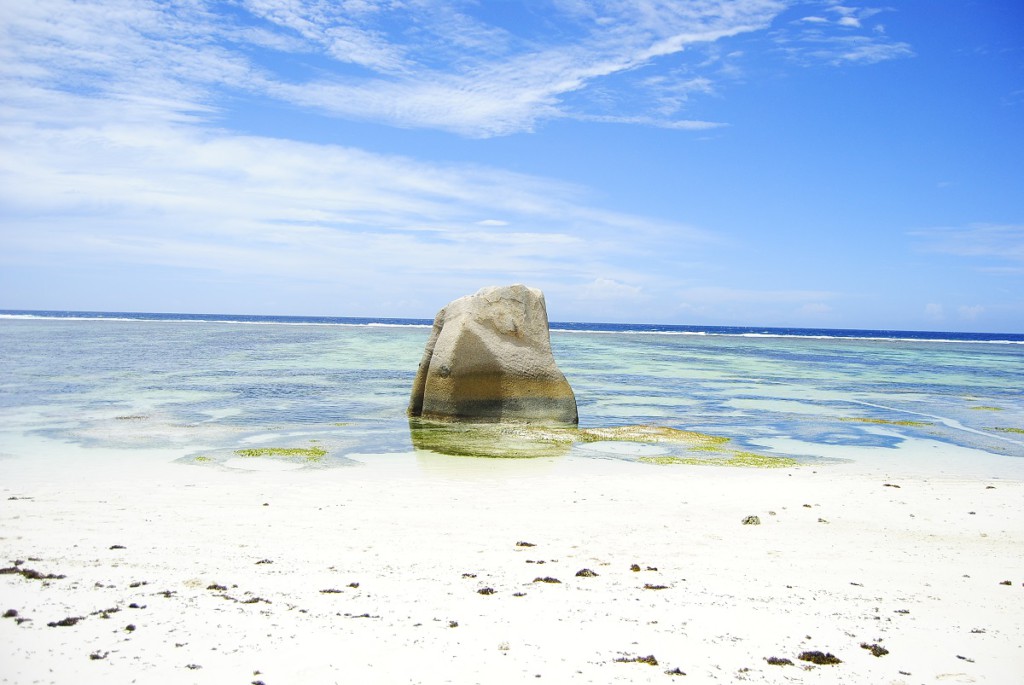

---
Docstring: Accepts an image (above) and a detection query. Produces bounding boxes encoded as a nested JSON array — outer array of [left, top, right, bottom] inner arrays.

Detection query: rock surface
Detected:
[[408, 284, 578, 424]]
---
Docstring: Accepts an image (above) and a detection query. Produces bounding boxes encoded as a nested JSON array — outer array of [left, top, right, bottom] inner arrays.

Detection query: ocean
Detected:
[[1, 310, 1022, 473]]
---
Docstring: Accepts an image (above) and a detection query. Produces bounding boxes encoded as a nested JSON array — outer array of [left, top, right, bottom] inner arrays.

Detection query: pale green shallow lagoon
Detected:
[[1, 318, 1022, 477]]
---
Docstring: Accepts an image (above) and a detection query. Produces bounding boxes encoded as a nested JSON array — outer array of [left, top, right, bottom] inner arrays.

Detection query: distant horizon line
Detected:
[[2, 308, 1022, 340]]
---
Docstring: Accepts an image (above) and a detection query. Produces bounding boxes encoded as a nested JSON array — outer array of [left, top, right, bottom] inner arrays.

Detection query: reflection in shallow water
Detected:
[[408, 419, 573, 459]]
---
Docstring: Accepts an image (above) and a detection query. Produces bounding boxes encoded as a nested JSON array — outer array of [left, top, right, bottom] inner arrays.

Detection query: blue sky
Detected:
[[1, 1, 1022, 331]]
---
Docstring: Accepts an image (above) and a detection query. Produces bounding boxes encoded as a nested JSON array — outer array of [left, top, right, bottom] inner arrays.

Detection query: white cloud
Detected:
[[579, 277, 644, 300], [0, 0, 795, 138], [676, 286, 836, 304], [774, 3, 913, 67], [834, 38, 913, 64], [924, 303, 945, 321], [2, 1, 919, 138], [0, 92, 712, 309], [913, 224, 1024, 263], [958, 305, 984, 321], [797, 302, 832, 317]]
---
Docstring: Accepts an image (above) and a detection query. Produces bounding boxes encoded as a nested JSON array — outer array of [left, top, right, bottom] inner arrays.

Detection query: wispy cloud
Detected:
[[672, 286, 839, 325], [0, 100, 711, 314], [777, 2, 912, 66], [2, 0, 911, 139], [0, 0, 926, 322], [912, 224, 1024, 264]]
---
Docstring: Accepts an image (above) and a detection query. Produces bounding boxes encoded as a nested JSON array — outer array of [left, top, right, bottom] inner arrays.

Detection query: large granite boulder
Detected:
[[408, 285, 578, 424]]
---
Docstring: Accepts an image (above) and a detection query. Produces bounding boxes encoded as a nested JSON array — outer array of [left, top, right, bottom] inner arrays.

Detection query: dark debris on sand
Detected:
[[47, 616, 84, 628], [860, 642, 889, 657], [614, 654, 658, 666], [798, 651, 842, 665], [1, 566, 66, 581]]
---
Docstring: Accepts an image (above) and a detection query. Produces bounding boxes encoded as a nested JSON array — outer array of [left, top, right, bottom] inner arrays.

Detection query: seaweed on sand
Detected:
[[798, 651, 841, 665], [639, 452, 798, 468], [579, 425, 729, 450], [235, 447, 327, 461], [614, 655, 658, 666], [0, 566, 65, 580], [47, 616, 83, 627]]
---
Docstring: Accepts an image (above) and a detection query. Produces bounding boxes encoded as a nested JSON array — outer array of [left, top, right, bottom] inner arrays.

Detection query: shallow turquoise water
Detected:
[[1, 319, 1022, 468]]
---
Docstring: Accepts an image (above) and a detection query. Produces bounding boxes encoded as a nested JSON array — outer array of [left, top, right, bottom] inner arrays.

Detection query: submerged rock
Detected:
[[408, 285, 577, 424]]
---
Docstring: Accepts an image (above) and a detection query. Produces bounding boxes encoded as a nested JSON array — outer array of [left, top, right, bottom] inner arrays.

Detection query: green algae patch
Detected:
[[193, 456, 211, 463], [970, 406, 1003, 411], [579, 425, 729, 450], [234, 446, 328, 462], [409, 420, 791, 468], [992, 427, 1024, 434], [409, 419, 573, 459], [638, 451, 798, 469], [840, 417, 932, 427]]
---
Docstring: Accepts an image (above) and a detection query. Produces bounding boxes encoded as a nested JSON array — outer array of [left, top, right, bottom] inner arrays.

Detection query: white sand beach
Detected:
[[2, 440, 1022, 684]]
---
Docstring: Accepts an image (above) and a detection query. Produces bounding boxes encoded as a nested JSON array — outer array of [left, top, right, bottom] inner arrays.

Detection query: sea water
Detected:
[[1, 313, 1022, 474]]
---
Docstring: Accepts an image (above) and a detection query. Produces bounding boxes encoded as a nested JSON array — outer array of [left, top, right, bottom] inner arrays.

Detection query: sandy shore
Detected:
[[2, 445, 1023, 684]]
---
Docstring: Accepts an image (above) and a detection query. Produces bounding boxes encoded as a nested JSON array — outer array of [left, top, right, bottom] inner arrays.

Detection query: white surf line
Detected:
[[849, 399, 1024, 446]]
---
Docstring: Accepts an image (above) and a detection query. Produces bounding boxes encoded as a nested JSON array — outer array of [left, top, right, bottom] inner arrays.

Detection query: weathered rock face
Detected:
[[408, 285, 578, 424]]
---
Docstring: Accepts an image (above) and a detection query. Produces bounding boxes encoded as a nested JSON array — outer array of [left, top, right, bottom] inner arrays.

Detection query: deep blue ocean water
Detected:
[[1, 310, 1022, 471], [3, 309, 1022, 343]]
